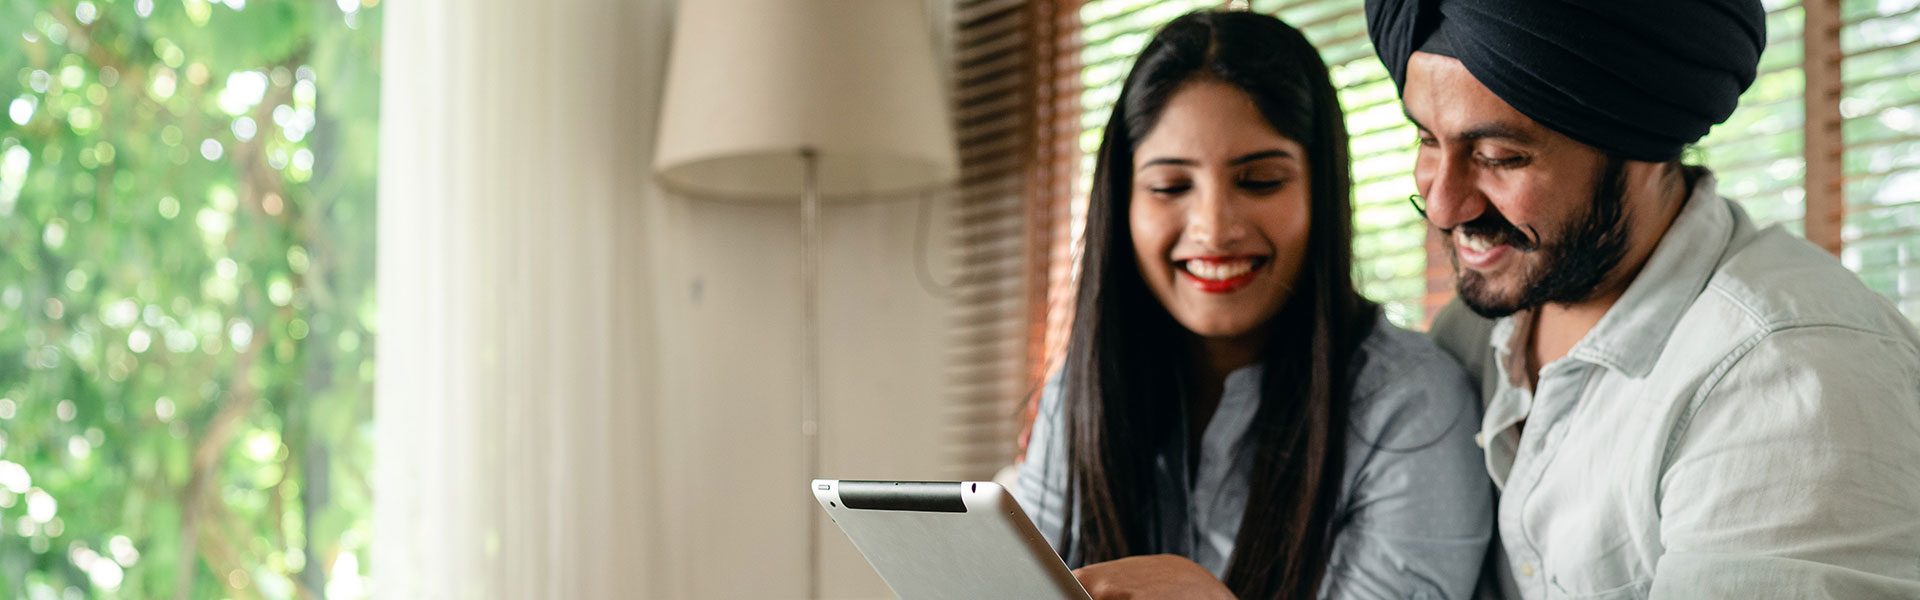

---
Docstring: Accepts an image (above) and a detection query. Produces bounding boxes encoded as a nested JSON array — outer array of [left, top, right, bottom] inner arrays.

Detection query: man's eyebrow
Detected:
[[1456, 122, 1537, 145], [1404, 108, 1428, 133], [1402, 109, 1537, 144]]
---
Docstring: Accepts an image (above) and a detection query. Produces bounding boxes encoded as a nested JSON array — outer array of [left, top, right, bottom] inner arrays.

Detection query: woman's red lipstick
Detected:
[[1177, 256, 1266, 294]]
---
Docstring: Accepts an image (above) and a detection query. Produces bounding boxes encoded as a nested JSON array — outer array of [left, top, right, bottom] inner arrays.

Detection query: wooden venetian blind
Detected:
[[947, 0, 1042, 477], [1026, 0, 1086, 419], [1838, 0, 1920, 322]]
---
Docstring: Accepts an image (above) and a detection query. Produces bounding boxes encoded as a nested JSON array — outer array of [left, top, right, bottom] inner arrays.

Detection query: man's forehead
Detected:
[[1402, 51, 1551, 142]]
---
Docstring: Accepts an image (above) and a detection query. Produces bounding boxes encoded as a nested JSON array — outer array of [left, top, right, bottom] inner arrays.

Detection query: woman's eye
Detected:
[[1239, 179, 1287, 192], [1147, 184, 1191, 195]]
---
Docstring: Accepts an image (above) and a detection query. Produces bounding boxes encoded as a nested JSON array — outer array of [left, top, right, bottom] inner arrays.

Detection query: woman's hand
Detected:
[[1071, 554, 1236, 600]]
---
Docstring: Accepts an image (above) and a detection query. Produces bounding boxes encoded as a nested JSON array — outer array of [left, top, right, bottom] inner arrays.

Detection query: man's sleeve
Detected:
[[1652, 326, 1920, 598], [1427, 298, 1497, 406]]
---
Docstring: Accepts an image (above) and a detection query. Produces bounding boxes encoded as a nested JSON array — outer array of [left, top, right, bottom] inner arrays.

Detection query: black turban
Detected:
[[1366, 0, 1766, 162]]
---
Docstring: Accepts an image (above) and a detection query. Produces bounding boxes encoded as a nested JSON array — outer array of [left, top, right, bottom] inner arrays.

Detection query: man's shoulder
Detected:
[[1428, 300, 1494, 365], [1658, 223, 1920, 400], [1425, 299, 1498, 405], [1701, 225, 1919, 341]]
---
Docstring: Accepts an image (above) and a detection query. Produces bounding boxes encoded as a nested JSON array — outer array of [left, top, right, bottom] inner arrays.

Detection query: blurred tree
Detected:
[[0, 0, 380, 598]]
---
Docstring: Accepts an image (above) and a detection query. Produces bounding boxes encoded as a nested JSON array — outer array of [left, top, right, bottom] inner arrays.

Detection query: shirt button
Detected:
[[1520, 562, 1535, 578], [1473, 432, 1487, 448]]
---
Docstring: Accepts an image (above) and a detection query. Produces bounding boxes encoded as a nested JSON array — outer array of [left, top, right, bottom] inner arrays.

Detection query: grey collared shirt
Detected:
[[1015, 313, 1492, 599], [1473, 173, 1920, 599]]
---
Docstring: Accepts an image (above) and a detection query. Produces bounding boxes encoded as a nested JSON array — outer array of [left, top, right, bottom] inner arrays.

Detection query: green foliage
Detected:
[[0, 0, 380, 598]]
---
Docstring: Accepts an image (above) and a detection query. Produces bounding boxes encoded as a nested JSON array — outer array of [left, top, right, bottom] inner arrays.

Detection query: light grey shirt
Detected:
[[1474, 173, 1920, 599], [1015, 313, 1493, 600]]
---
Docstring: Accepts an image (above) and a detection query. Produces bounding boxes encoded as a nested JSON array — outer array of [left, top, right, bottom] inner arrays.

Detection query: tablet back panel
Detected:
[[813, 480, 1090, 600]]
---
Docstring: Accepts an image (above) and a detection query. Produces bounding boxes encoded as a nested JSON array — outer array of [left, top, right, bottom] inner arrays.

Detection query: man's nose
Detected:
[[1421, 153, 1489, 230]]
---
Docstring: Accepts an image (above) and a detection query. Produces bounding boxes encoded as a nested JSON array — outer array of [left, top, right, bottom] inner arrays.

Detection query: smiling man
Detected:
[[1365, 0, 1920, 598]]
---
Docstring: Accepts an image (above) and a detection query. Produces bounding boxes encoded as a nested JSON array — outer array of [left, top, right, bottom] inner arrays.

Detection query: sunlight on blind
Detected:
[[1694, 0, 1809, 234], [1839, 0, 1920, 323]]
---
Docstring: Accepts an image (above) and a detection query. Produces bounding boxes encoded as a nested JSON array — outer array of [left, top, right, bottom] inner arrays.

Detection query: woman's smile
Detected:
[[1176, 255, 1271, 293]]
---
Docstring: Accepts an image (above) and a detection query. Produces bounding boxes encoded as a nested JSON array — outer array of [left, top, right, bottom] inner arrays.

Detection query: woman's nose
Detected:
[[1184, 183, 1244, 247]]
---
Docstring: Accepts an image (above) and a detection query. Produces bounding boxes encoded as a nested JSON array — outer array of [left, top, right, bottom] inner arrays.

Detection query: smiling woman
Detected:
[[1129, 80, 1312, 341], [1011, 10, 1490, 600]]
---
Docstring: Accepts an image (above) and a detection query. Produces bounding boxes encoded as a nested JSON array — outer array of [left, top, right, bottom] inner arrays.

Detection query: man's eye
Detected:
[[1415, 135, 1438, 148], [1475, 154, 1527, 168]]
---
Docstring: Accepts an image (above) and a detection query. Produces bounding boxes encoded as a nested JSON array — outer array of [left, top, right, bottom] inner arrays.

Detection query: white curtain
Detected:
[[373, 0, 671, 597], [374, 1, 959, 597]]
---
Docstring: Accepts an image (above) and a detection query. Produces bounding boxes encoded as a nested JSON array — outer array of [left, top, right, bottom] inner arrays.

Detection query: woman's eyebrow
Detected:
[[1139, 156, 1197, 168], [1230, 149, 1294, 165], [1139, 149, 1295, 169]]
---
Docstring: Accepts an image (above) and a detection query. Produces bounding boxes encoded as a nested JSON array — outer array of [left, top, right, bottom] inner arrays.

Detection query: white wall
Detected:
[[640, 1, 957, 598], [645, 194, 952, 598]]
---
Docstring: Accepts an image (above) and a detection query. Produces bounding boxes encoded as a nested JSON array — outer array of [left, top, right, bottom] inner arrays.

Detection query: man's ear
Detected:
[[1619, 159, 1686, 210]]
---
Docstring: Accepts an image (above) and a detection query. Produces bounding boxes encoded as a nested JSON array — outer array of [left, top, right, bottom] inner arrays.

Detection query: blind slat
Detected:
[[947, 0, 1042, 477]]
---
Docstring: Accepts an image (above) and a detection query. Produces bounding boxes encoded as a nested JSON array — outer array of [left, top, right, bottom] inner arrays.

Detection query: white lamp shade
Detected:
[[654, 0, 959, 202]]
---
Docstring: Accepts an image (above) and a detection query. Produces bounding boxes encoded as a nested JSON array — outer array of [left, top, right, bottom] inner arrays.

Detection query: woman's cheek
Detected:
[[1129, 200, 1177, 276]]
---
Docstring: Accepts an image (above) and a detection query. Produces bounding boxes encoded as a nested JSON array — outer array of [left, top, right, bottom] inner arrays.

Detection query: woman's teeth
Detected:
[[1456, 230, 1498, 252], [1182, 258, 1258, 281]]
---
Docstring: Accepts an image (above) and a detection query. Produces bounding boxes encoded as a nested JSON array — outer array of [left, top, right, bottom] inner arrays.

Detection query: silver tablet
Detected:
[[813, 479, 1091, 600]]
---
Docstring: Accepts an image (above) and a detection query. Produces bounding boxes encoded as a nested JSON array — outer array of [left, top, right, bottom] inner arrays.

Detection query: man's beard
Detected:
[[1452, 158, 1631, 319]]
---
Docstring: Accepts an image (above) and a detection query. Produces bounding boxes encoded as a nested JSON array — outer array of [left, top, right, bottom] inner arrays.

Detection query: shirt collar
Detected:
[[1488, 172, 1739, 379], [1221, 362, 1263, 399], [1171, 362, 1264, 446]]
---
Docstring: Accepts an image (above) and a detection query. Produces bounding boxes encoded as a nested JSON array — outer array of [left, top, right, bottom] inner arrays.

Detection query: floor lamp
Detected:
[[652, 1, 957, 597]]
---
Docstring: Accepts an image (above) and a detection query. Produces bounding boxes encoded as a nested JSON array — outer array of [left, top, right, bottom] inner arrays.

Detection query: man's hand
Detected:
[[1072, 554, 1236, 600]]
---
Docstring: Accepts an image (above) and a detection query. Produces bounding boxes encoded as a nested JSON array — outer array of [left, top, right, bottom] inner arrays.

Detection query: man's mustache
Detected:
[[1450, 213, 1542, 253], [1409, 194, 1542, 253]]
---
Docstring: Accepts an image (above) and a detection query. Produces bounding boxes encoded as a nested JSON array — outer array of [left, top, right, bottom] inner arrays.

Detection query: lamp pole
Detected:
[[800, 147, 822, 599]]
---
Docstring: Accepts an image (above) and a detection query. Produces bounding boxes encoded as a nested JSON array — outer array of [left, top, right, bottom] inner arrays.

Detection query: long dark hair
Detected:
[[1060, 10, 1376, 599]]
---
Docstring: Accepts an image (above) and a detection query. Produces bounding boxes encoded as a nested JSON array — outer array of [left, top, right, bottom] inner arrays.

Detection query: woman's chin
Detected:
[[1169, 293, 1287, 341], [1173, 315, 1263, 340]]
